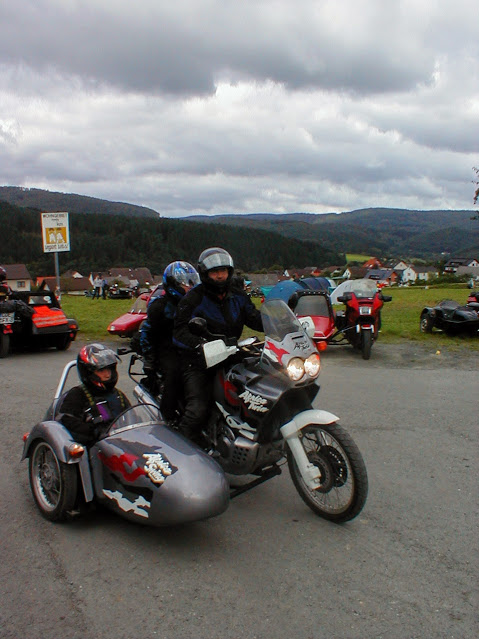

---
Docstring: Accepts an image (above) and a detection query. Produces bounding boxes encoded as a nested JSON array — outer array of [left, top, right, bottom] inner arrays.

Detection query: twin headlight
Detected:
[[286, 353, 321, 381]]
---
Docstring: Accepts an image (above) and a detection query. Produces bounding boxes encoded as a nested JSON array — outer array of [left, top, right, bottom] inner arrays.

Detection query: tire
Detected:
[[420, 313, 433, 333], [361, 330, 372, 360], [56, 334, 72, 351], [287, 423, 368, 523], [29, 440, 78, 522], [0, 332, 10, 358]]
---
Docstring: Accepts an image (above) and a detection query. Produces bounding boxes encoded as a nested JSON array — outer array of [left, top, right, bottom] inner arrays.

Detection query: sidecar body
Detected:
[[22, 362, 229, 526]]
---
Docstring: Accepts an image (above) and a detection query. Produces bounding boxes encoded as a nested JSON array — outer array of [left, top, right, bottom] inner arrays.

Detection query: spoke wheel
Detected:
[[29, 441, 78, 521], [287, 423, 368, 523]]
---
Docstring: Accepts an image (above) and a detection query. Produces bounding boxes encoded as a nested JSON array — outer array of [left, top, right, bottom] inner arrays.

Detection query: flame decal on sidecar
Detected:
[[102, 490, 150, 518], [99, 452, 146, 481]]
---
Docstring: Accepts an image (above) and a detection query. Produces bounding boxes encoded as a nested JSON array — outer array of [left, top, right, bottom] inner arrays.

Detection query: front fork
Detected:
[[280, 409, 339, 490]]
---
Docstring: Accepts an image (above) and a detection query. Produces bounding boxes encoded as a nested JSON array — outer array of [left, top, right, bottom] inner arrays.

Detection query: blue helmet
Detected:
[[163, 261, 200, 300]]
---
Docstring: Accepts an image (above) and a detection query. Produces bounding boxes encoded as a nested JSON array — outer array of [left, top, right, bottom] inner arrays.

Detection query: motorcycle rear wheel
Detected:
[[287, 423, 368, 523], [29, 441, 78, 522], [361, 330, 372, 360]]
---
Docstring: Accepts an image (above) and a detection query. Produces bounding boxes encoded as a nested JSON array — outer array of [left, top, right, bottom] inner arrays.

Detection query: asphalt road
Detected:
[[1, 341, 477, 639]]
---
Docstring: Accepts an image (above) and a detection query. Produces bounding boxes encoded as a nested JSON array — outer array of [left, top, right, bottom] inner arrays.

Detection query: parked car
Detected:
[[420, 299, 479, 336], [108, 284, 133, 299], [107, 285, 163, 338], [6, 291, 78, 354]]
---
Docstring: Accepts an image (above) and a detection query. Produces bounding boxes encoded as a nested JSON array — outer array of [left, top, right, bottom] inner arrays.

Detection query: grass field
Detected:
[[345, 253, 373, 263], [60, 286, 479, 352]]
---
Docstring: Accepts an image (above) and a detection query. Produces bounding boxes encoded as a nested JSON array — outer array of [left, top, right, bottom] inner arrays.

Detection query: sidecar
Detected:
[[420, 300, 479, 336], [22, 362, 229, 526], [265, 281, 336, 350]]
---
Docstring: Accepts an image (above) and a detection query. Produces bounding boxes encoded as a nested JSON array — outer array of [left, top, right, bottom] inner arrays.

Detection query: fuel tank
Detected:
[[90, 423, 229, 526]]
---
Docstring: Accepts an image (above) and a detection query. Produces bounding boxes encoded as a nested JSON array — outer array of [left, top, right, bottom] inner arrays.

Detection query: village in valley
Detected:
[[1, 256, 479, 297]]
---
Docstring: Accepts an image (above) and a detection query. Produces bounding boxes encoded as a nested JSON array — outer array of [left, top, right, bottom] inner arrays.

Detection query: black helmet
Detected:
[[0, 267, 6, 282], [197, 247, 234, 292], [77, 343, 120, 392], [163, 261, 200, 300]]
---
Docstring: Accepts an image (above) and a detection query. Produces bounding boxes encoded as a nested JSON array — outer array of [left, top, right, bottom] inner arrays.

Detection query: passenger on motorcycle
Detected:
[[173, 247, 263, 443], [56, 343, 131, 445], [139, 261, 200, 422], [0, 266, 13, 299]]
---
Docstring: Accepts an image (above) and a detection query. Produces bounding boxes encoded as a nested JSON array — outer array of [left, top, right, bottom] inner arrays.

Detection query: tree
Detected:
[[473, 167, 479, 219]]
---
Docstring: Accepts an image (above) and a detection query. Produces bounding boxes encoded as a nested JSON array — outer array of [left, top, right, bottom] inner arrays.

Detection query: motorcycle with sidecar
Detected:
[[22, 299, 368, 526]]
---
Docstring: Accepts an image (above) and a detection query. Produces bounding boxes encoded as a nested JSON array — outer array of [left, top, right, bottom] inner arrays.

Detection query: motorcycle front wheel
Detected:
[[287, 423, 368, 523], [361, 330, 372, 360], [29, 441, 78, 521]]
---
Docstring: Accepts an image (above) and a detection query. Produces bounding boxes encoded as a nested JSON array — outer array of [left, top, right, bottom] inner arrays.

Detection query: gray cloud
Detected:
[[0, 0, 478, 217]]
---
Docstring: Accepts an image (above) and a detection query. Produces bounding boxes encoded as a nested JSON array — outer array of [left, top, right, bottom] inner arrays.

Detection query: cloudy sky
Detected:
[[1, 0, 478, 217]]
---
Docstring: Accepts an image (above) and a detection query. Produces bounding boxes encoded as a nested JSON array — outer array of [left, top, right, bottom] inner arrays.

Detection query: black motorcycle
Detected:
[[127, 298, 368, 523]]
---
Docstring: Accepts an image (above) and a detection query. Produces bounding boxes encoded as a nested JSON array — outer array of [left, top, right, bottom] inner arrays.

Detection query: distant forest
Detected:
[[0, 200, 344, 278]]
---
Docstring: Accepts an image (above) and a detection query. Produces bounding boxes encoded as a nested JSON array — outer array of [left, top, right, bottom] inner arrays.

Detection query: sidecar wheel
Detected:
[[287, 423, 368, 523], [0, 332, 10, 358], [420, 313, 433, 333], [29, 441, 78, 522], [56, 334, 72, 351]]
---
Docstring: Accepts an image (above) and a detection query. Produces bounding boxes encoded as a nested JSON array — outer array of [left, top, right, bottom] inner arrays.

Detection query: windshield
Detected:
[[261, 299, 306, 341], [347, 279, 378, 298], [108, 404, 162, 434]]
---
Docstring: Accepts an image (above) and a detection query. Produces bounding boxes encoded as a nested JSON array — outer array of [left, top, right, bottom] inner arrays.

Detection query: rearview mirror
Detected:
[[188, 317, 208, 336], [299, 316, 315, 338]]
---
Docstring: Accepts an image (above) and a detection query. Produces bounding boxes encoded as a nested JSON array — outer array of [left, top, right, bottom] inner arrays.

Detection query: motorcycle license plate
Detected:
[[0, 312, 14, 324]]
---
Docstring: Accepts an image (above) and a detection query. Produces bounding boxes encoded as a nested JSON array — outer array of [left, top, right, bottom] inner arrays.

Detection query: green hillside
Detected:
[[0, 200, 343, 278], [185, 208, 479, 258]]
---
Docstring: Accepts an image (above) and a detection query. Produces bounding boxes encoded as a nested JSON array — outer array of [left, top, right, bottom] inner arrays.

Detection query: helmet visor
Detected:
[[202, 253, 234, 271], [174, 269, 200, 289]]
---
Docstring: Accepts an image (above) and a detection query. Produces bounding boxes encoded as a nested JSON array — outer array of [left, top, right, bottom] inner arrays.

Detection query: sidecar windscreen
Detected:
[[108, 404, 162, 435], [294, 294, 330, 318]]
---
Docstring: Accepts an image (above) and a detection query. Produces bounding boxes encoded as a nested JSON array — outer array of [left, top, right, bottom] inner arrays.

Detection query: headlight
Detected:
[[304, 353, 321, 378], [286, 357, 305, 381]]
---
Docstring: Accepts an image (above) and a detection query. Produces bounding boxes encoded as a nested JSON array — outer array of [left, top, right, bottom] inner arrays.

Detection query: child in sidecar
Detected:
[[53, 343, 130, 445]]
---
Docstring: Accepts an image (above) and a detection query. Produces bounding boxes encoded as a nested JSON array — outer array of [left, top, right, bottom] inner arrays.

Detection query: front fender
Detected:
[[22, 420, 80, 463], [280, 409, 339, 491], [281, 409, 339, 438]]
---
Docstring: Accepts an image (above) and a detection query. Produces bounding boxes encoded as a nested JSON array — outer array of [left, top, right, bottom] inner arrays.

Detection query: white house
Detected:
[[1, 263, 32, 292], [415, 266, 439, 282], [401, 266, 418, 283], [444, 258, 479, 273]]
